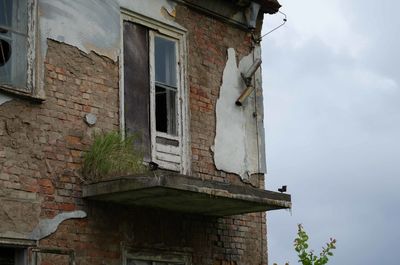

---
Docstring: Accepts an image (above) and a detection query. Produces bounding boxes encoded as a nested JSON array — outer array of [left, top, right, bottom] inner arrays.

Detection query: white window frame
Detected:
[[120, 10, 190, 175], [0, 0, 37, 97], [152, 33, 180, 136], [150, 31, 182, 172]]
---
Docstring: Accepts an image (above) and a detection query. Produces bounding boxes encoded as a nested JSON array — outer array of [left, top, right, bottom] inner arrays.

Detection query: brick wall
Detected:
[[0, 4, 268, 265], [0, 40, 119, 238], [176, 5, 253, 183]]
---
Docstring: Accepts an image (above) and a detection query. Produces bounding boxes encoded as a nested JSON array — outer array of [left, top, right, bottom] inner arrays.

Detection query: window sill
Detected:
[[0, 85, 45, 103]]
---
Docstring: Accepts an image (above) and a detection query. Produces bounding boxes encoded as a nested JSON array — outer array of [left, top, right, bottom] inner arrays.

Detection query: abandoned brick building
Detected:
[[0, 0, 291, 264]]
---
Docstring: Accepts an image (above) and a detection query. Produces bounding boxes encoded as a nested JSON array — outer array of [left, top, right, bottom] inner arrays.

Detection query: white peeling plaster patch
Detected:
[[0, 93, 13, 105], [28, 210, 86, 240], [118, 0, 184, 30], [214, 49, 247, 177], [214, 48, 266, 179], [39, 0, 121, 61]]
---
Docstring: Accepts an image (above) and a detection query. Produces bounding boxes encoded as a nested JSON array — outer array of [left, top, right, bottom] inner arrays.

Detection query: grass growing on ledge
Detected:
[[82, 131, 147, 181]]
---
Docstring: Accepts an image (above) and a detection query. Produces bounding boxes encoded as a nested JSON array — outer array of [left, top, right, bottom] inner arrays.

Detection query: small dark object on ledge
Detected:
[[278, 185, 287, 193], [148, 161, 159, 171]]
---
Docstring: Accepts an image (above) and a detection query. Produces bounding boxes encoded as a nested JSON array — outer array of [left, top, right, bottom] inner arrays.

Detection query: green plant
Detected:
[[273, 224, 336, 265], [82, 131, 147, 181], [294, 224, 336, 265]]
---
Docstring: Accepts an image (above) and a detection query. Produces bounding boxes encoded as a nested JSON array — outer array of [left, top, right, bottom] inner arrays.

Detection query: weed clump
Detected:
[[82, 131, 147, 181]]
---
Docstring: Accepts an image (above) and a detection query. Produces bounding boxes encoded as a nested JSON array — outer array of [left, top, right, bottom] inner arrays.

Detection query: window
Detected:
[[124, 250, 189, 265], [0, 246, 27, 265], [154, 35, 178, 136], [0, 0, 36, 94], [121, 12, 189, 173], [127, 260, 184, 265]]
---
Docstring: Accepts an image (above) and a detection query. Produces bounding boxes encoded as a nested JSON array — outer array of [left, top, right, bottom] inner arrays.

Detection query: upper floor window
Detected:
[[0, 0, 35, 94], [121, 11, 189, 173], [154, 35, 178, 136]]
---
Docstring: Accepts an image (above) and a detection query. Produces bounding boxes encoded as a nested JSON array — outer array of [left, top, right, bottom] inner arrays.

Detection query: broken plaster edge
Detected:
[[28, 210, 87, 240], [0, 93, 13, 105]]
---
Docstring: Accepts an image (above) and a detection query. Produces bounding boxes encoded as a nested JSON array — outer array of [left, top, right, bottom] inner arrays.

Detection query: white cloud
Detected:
[[264, 0, 369, 57], [351, 68, 398, 93], [262, 1, 400, 264]]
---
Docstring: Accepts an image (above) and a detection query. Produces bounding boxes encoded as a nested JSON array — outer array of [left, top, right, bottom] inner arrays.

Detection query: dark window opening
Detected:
[[0, 0, 12, 66], [0, 247, 14, 265], [155, 84, 177, 135], [0, 247, 26, 265], [0, 39, 11, 66]]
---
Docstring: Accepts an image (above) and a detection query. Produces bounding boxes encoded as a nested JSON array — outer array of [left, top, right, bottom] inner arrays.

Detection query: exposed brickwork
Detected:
[[0, 40, 119, 233], [176, 5, 254, 184], [0, 4, 268, 265], [39, 205, 266, 265]]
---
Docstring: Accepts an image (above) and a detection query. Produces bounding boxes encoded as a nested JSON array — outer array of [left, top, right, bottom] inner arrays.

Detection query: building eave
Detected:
[[255, 0, 282, 14]]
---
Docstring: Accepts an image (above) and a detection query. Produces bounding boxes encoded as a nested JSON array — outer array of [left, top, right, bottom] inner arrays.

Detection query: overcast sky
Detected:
[[261, 0, 400, 264]]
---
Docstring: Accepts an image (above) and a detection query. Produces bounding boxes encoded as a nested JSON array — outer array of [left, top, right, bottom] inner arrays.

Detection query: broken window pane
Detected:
[[0, 39, 11, 66], [0, 0, 28, 89], [155, 84, 177, 135], [0, 0, 13, 80]]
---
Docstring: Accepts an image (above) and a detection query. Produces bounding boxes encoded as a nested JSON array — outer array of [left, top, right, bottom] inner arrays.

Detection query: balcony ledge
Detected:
[[82, 172, 291, 216]]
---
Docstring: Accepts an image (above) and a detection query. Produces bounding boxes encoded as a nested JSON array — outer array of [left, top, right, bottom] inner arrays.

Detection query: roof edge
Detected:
[[255, 0, 282, 14]]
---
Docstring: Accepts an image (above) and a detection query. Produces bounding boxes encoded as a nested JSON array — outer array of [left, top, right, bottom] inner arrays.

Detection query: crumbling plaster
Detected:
[[2, 0, 268, 180], [39, 0, 121, 61], [0, 94, 12, 106], [0, 198, 41, 240], [28, 210, 87, 240], [38, 0, 182, 63], [33, 0, 182, 100], [1, 0, 181, 103], [0, 0, 177, 241], [0, 192, 86, 241], [214, 47, 266, 179]]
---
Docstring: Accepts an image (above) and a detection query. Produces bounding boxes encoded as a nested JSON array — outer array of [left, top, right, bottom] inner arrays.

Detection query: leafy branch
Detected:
[[274, 224, 337, 265]]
